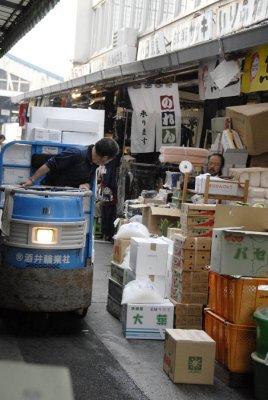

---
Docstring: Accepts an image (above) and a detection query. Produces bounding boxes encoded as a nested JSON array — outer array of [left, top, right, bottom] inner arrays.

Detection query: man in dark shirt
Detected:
[[22, 137, 119, 189]]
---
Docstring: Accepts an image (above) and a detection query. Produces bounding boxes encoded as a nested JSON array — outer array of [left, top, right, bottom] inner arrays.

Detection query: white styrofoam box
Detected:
[[248, 186, 265, 198], [61, 131, 99, 146], [2, 144, 32, 166], [261, 170, 268, 188], [25, 122, 35, 140], [122, 299, 174, 340], [47, 118, 99, 134], [30, 107, 104, 137], [195, 174, 240, 196], [3, 167, 30, 185], [33, 127, 62, 143], [136, 275, 167, 298], [130, 237, 169, 276]]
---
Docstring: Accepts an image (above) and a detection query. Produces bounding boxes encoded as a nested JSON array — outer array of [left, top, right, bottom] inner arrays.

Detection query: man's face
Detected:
[[207, 155, 222, 176], [94, 155, 112, 166]]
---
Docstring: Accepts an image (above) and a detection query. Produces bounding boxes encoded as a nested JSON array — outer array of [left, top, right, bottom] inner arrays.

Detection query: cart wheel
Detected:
[[73, 307, 88, 319]]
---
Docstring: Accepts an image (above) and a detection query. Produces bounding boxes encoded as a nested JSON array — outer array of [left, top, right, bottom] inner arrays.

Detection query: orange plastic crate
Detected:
[[205, 309, 256, 373], [209, 271, 268, 325]]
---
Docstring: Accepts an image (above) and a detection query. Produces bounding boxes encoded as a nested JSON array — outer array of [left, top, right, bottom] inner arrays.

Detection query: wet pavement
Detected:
[[0, 241, 255, 399]]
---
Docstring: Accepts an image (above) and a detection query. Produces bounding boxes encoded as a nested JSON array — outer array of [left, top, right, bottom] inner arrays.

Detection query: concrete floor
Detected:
[[86, 241, 255, 400]]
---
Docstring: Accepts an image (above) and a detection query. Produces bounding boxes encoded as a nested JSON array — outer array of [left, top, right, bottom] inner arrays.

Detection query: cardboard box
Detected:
[[163, 329, 215, 384], [0, 361, 74, 399], [180, 215, 215, 227], [175, 270, 209, 283], [173, 247, 211, 265], [214, 204, 268, 231], [113, 238, 131, 264], [181, 203, 216, 217], [167, 227, 182, 240], [2, 143, 32, 166], [122, 300, 174, 340], [142, 206, 180, 235], [110, 261, 135, 286], [171, 288, 208, 305], [130, 237, 168, 276], [181, 226, 213, 238], [172, 255, 209, 272], [211, 228, 268, 277], [174, 233, 212, 251], [174, 303, 203, 328], [226, 103, 268, 155]]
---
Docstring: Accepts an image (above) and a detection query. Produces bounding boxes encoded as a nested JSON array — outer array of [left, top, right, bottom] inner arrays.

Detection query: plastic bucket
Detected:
[[253, 307, 268, 360], [251, 352, 268, 400]]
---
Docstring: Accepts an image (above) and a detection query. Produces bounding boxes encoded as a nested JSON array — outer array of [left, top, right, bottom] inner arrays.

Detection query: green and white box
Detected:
[[122, 300, 174, 340], [211, 228, 268, 277]]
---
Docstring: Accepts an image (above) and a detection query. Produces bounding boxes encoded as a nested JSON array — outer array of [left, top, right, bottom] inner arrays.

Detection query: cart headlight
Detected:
[[32, 227, 58, 244]]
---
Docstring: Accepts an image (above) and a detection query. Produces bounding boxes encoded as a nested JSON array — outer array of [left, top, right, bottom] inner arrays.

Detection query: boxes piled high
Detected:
[[205, 204, 268, 374], [171, 204, 215, 329], [130, 237, 169, 298]]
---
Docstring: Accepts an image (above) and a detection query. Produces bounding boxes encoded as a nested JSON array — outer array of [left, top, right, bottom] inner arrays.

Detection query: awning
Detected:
[[0, 0, 60, 57], [11, 22, 268, 104]]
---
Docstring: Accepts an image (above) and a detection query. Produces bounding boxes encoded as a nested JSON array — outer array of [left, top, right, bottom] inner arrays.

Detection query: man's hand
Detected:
[[21, 178, 35, 188]]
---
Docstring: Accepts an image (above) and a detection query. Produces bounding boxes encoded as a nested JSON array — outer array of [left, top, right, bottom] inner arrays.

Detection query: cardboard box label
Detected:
[[123, 302, 174, 340]]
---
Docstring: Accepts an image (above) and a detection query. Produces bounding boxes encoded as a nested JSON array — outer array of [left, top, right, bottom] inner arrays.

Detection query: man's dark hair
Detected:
[[0, 134, 5, 141], [208, 153, 225, 174], [95, 137, 119, 158]]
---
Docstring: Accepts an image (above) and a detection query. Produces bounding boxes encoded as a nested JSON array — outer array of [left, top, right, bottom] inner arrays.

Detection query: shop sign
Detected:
[[176, 0, 218, 19], [170, 11, 213, 52], [199, 59, 241, 100], [70, 63, 91, 79], [91, 45, 137, 73], [217, 0, 268, 37], [241, 45, 268, 93], [137, 32, 166, 61]]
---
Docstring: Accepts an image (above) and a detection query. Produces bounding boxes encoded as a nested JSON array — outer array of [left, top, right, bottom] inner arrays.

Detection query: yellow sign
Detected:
[[241, 45, 268, 93]]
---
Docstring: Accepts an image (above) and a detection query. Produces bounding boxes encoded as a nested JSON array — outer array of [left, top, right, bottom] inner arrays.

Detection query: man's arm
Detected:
[[22, 164, 50, 187]]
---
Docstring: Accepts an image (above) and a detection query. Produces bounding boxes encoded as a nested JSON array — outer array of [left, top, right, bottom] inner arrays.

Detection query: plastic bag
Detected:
[[121, 279, 164, 304], [114, 222, 149, 239]]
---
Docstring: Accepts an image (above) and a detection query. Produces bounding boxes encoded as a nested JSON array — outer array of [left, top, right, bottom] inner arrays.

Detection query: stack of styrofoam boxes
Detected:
[[230, 167, 268, 206], [171, 203, 216, 329], [122, 237, 174, 339], [106, 236, 132, 321]]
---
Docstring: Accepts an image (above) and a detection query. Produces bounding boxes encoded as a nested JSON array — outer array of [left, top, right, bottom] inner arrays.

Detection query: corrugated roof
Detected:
[[0, 0, 60, 57]]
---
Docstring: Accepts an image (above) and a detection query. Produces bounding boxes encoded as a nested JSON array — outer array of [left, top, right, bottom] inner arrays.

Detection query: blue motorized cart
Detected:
[[0, 141, 95, 317]]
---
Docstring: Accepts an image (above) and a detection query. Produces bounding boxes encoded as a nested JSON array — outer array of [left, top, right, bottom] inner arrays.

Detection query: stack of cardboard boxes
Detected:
[[171, 204, 216, 329], [122, 237, 174, 340]]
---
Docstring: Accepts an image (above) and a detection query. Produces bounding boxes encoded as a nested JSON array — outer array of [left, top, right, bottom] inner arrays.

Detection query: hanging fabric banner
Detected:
[[152, 83, 181, 151], [241, 45, 268, 93], [199, 59, 241, 100], [128, 86, 156, 153]]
